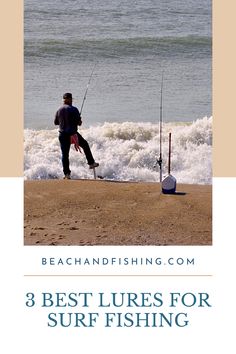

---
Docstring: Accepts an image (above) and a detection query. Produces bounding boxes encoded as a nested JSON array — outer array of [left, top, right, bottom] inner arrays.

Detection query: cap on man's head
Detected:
[[63, 92, 72, 99]]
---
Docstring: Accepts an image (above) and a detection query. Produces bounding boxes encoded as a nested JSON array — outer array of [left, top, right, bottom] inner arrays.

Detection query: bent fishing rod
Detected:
[[154, 71, 164, 183], [80, 62, 97, 115]]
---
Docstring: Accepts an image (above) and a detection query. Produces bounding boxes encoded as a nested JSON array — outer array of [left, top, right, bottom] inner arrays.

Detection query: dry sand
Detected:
[[24, 180, 212, 246]]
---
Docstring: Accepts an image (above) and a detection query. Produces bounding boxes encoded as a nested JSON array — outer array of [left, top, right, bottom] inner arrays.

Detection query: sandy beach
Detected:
[[24, 180, 212, 246]]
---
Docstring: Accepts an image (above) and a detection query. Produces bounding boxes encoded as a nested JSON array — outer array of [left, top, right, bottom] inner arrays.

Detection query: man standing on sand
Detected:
[[54, 92, 99, 179]]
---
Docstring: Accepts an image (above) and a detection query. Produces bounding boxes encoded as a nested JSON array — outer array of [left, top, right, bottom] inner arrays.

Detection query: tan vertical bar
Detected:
[[0, 2, 23, 177], [213, 0, 236, 176]]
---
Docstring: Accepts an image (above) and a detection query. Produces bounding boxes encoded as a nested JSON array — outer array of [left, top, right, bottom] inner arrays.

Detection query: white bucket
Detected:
[[162, 174, 177, 194]]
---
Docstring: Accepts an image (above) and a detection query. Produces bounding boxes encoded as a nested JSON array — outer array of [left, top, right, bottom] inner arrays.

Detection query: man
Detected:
[[54, 92, 99, 179]]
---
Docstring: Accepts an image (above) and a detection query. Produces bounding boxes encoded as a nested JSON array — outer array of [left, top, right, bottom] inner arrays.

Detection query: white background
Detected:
[[0, 178, 235, 353]]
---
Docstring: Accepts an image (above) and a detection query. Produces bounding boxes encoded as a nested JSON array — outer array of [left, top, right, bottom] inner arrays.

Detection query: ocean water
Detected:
[[24, 0, 212, 183], [24, 116, 212, 183]]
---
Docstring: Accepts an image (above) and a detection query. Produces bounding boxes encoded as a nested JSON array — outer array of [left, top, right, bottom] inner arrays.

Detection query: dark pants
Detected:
[[59, 132, 95, 175]]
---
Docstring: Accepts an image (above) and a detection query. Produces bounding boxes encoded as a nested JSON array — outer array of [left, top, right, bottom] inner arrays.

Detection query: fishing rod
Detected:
[[80, 62, 97, 115], [154, 71, 164, 183], [162, 131, 177, 194]]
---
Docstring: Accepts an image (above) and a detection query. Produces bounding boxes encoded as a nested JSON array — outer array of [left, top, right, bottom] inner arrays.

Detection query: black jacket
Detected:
[[54, 104, 82, 134]]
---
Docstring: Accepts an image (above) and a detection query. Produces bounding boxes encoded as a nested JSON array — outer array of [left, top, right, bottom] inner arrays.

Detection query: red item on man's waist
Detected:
[[70, 134, 82, 153]]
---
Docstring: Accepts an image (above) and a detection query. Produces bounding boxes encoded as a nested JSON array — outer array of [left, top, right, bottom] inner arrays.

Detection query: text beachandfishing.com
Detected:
[[41, 257, 195, 266]]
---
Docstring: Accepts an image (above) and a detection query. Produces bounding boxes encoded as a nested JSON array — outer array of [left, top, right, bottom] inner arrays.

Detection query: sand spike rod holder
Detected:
[[162, 132, 177, 194]]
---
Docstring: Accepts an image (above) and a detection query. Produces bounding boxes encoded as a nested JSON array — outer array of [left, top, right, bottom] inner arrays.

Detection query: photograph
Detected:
[[24, 0, 212, 246], [3, 2, 236, 354]]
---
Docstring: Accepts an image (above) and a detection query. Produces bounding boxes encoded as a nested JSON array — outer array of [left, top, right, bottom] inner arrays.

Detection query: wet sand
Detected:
[[24, 180, 212, 246]]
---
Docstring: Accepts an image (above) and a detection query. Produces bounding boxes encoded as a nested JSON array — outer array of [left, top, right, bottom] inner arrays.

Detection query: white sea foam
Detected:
[[24, 116, 212, 184]]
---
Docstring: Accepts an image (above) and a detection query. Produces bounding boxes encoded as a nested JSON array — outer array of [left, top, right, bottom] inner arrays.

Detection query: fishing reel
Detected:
[[153, 156, 162, 169]]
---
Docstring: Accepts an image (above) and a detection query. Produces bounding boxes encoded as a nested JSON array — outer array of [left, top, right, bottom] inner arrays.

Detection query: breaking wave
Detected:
[[24, 116, 212, 184]]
